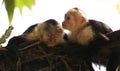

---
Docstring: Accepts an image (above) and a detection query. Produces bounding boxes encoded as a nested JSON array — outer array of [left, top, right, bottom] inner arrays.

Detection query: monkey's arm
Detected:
[[97, 32, 110, 41]]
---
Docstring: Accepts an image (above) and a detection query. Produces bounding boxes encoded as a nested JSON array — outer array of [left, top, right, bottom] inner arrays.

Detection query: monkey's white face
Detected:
[[62, 9, 84, 32], [62, 8, 88, 32], [62, 14, 77, 31], [43, 26, 64, 47]]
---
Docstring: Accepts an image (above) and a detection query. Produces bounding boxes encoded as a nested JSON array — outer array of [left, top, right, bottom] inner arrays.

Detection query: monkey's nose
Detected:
[[62, 22, 65, 27], [62, 23, 67, 28]]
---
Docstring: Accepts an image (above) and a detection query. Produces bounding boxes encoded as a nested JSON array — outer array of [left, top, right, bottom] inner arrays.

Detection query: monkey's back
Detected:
[[89, 20, 113, 34]]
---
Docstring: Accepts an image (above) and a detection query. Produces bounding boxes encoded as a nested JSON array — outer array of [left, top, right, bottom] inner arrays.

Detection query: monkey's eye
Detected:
[[65, 14, 70, 20], [66, 16, 70, 20]]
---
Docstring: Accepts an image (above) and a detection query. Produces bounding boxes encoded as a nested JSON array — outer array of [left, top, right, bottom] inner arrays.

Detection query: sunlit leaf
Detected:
[[4, 0, 15, 23], [4, 0, 35, 23], [15, 0, 35, 14], [23, 0, 35, 9], [116, 3, 120, 14], [15, 0, 24, 14]]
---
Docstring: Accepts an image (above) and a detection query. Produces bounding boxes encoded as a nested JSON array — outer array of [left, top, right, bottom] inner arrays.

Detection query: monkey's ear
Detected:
[[80, 16, 87, 24]]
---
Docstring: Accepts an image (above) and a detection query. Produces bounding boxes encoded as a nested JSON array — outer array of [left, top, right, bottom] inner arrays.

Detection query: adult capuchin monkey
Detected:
[[22, 19, 65, 47], [5, 19, 66, 71], [62, 7, 113, 71], [6, 19, 66, 49]]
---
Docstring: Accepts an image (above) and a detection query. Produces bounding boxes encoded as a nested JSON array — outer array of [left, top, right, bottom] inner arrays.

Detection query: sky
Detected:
[[0, 0, 120, 71]]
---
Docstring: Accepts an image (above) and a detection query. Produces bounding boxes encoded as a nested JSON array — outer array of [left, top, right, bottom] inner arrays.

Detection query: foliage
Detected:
[[116, 2, 120, 14], [4, 0, 15, 24], [0, 0, 35, 47], [4, 0, 35, 23]]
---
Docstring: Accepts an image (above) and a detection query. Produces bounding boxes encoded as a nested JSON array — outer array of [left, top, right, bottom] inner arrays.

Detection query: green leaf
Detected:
[[15, 0, 35, 14], [116, 3, 120, 14], [23, 0, 35, 9], [5, 0, 15, 24], [4, 0, 35, 23], [15, 0, 24, 14]]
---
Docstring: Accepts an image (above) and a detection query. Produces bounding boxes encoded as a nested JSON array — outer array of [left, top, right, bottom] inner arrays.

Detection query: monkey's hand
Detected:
[[98, 32, 110, 41]]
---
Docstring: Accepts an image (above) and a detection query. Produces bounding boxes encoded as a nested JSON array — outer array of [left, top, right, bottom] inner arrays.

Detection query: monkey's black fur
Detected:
[[23, 24, 37, 34], [107, 46, 120, 71], [23, 19, 59, 34], [89, 20, 112, 34], [44, 19, 59, 25]]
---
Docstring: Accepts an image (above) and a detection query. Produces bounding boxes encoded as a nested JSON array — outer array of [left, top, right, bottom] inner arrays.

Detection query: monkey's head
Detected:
[[62, 7, 88, 32], [42, 19, 64, 47]]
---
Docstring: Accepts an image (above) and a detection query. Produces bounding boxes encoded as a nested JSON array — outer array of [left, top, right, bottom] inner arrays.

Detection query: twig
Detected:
[[19, 41, 40, 51]]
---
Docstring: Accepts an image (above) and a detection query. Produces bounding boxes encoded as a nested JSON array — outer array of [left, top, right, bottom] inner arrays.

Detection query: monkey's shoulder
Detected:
[[23, 24, 38, 34], [88, 19, 113, 34]]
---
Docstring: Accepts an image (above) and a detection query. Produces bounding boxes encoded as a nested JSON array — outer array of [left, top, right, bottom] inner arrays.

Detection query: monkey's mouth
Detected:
[[45, 32, 62, 47], [62, 23, 70, 30], [62, 23, 68, 29], [46, 35, 57, 47], [47, 39, 56, 47]]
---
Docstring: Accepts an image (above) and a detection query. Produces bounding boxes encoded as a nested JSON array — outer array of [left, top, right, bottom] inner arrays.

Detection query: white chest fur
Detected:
[[77, 26, 95, 45], [69, 26, 95, 45]]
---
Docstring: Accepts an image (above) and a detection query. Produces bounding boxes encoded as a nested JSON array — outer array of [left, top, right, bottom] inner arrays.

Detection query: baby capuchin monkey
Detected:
[[62, 7, 113, 46], [22, 19, 65, 47]]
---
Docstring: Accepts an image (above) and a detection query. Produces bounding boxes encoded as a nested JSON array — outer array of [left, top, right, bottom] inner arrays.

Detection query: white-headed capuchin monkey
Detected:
[[62, 7, 113, 46], [7, 19, 65, 48], [62, 7, 113, 71], [5, 19, 66, 66], [22, 19, 65, 47]]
